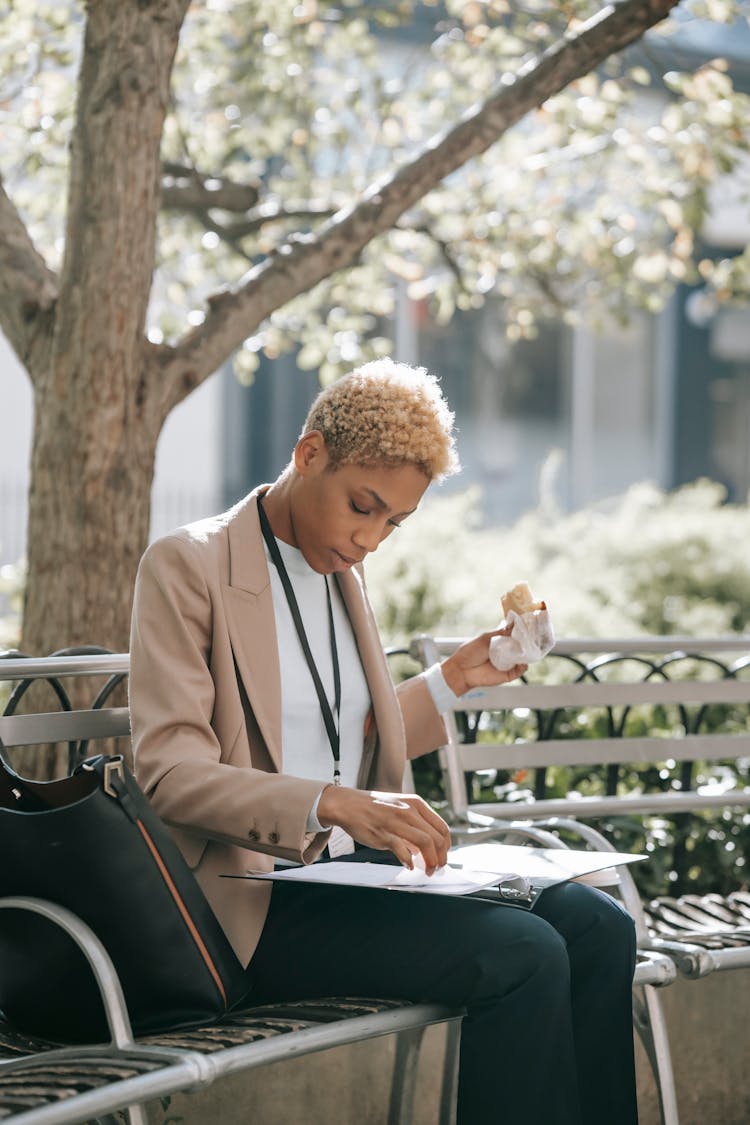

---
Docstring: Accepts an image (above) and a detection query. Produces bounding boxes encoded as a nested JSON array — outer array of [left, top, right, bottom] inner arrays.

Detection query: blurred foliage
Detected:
[[0, 561, 23, 651], [2, 1, 750, 379], [372, 478, 750, 897], [0, 560, 24, 711], [367, 476, 750, 641], [456, 690, 750, 900]]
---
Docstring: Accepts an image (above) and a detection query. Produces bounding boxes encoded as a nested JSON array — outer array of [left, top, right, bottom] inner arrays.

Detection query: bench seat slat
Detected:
[[0, 1003, 460, 1125]]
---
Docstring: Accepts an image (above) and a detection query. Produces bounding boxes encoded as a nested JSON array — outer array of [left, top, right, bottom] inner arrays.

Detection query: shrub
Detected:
[[366, 477, 750, 643], [0, 560, 23, 651]]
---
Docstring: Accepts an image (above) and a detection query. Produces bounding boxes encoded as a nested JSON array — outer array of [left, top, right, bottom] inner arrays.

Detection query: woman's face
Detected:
[[290, 434, 430, 575]]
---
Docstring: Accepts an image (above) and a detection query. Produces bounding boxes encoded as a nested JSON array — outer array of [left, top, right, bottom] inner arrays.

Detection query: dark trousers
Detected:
[[245, 855, 638, 1125]]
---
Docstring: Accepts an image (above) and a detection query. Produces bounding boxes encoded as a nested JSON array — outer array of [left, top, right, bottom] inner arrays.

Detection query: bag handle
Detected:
[[0, 748, 102, 812]]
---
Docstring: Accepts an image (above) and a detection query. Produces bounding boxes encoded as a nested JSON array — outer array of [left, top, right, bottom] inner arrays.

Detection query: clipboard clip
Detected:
[[496, 877, 537, 906]]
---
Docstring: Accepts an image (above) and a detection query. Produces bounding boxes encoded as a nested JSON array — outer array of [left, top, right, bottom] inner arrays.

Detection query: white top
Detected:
[[265, 537, 370, 854], [264, 536, 461, 856]]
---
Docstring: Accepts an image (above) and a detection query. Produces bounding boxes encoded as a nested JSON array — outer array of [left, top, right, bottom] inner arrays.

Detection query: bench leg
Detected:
[[438, 1018, 461, 1125], [87, 1113, 147, 1125], [125, 1105, 149, 1125], [388, 1026, 428, 1125], [633, 983, 680, 1125], [90, 1104, 148, 1124]]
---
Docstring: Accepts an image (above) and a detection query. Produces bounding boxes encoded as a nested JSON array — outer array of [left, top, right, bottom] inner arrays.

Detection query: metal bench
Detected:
[[408, 633, 750, 1125], [0, 645, 689, 1125], [0, 651, 461, 1125]]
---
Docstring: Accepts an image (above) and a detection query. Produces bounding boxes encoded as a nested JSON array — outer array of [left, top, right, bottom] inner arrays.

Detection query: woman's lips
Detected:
[[332, 549, 359, 570]]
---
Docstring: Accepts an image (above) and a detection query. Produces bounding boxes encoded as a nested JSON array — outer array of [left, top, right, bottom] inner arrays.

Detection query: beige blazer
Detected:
[[129, 486, 448, 966]]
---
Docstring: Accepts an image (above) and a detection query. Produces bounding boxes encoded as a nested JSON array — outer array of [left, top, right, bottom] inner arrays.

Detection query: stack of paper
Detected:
[[249, 861, 517, 896], [238, 842, 644, 898]]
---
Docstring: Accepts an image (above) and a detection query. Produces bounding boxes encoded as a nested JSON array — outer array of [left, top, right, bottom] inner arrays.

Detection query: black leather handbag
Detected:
[[0, 752, 246, 1043]]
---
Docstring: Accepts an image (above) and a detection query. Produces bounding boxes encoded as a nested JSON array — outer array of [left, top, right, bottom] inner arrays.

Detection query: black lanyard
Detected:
[[257, 493, 342, 785]]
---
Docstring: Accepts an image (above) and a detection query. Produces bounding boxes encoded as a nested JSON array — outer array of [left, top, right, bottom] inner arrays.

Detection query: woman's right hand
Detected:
[[316, 785, 451, 875]]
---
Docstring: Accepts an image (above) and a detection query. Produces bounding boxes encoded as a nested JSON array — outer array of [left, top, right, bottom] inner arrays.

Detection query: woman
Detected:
[[130, 359, 638, 1124]]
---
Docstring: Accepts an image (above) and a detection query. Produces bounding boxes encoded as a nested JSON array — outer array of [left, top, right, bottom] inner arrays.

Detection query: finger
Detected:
[[389, 837, 418, 869], [480, 661, 528, 686], [400, 799, 451, 865], [349, 792, 451, 870], [411, 832, 445, 873], [485, 625, 513, 640], [505, 662, 528, 680], [368, 803, 448, 873], [371, 792, 446, 830], [402, 796, 451, 838], [396, 821, 449, 874]]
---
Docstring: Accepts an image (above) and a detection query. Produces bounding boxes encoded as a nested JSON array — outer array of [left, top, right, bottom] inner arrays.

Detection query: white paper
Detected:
[[232, 844, 644, 899], [489, 608, 555, 670], [248, 860, 517, 896], [449, 842, 644, 887]]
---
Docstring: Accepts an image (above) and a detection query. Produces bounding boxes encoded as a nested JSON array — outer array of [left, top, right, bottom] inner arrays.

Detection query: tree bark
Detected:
[[24, 382, 157, 653], [0, 180, 57, 376], [21, 0, 189, 664]]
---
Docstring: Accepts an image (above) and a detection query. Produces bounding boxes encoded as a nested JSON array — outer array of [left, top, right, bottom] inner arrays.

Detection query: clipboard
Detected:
[[226, 860, 526, 898]]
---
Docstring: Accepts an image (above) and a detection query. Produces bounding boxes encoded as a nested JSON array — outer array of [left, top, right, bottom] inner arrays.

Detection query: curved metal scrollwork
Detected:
[[0, 646, 126, 774]]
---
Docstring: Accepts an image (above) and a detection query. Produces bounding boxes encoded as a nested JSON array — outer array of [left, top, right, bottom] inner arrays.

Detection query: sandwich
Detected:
[[501, 581, 546, 619]]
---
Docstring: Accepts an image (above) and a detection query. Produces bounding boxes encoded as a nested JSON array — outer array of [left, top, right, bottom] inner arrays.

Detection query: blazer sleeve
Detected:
[[395, 674, 449, 761], [129, 532, 330, 866]]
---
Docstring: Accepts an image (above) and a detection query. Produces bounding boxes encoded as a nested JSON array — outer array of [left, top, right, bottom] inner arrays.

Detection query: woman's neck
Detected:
[[260, 471, 297, 547]]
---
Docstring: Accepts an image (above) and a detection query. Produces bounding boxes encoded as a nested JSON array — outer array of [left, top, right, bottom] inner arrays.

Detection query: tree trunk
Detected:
[[20, 0, 187, 662], [17, 394, 156, 778], [23, 385, 156, 656]]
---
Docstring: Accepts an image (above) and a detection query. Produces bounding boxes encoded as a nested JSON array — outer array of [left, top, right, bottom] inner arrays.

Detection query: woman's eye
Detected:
[[351, 502, 368, 515]]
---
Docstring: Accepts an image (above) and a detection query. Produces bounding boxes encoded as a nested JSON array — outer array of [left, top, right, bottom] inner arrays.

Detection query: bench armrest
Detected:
[[0, 896, 136, 1048]]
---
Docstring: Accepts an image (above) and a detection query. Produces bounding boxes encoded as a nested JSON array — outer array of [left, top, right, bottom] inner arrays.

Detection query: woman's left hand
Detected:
[[439, 626, 526, 697]]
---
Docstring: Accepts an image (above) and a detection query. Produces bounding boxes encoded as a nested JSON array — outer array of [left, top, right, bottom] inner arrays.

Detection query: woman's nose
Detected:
[[353, 522, 386, 554]]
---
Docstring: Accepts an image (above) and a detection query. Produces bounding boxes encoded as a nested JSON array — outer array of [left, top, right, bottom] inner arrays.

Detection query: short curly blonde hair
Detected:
[[302, 359, 460, 481]]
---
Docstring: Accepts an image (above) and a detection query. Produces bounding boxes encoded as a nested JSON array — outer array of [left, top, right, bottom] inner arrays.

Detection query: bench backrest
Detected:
[[408, 634, 750, 821], [0, 654, 131, 771], [3, 640, 750, 819]]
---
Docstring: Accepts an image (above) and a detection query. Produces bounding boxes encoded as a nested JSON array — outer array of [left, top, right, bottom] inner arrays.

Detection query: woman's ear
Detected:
[[293, 430, 328, 476]]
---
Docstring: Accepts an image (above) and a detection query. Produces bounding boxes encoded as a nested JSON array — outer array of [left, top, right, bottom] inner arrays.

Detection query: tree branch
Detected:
[[405, 220, 469, 291], [0, 177, 58, 381], [164, 190, 338, 241], [161, 164, 261, 213], [162, 0, 681, 407]]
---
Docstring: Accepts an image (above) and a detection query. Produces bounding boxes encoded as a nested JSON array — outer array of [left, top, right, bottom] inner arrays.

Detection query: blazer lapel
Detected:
[[221, 496, 404, 784], [222, 490, 283, 770], [336, 567, 406, 787]]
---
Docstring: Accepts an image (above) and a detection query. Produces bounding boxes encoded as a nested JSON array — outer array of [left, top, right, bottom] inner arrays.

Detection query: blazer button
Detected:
[[247, 828, 260, 842], [268, 830, 280, 844]]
